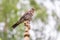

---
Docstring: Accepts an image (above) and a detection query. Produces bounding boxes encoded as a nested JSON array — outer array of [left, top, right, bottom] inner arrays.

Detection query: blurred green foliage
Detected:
[[35, 7, 48, 22], [57, 25, 60, 31], [0, 38, 2, 40], [29, 0, 48, 23], [29, 0, 40, 10], [0, 0, 19, 40]]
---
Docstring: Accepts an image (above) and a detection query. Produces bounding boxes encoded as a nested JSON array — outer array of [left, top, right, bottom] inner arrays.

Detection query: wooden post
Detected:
[[24, 21, 30, 40]]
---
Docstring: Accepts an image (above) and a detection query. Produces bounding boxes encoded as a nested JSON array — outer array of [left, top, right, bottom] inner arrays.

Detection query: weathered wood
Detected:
[[24, 21, 30, 40]]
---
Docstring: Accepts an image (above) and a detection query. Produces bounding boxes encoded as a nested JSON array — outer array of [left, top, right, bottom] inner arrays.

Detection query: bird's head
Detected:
[[29, 8, 35, 14]]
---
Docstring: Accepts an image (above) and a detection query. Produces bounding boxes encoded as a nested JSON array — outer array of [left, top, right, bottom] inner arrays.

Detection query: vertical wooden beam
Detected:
[[24, 21, 30, 40]]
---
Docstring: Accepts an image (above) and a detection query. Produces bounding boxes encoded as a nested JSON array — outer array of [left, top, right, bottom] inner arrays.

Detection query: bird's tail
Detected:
[[12, 21, 21, 29]]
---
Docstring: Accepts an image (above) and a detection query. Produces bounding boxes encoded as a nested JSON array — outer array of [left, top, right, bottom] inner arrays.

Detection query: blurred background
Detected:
[[0, 0, 60, 40]]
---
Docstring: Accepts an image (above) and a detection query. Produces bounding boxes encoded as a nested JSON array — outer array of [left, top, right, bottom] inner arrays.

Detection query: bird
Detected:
[[12, 8, 35, 29]]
